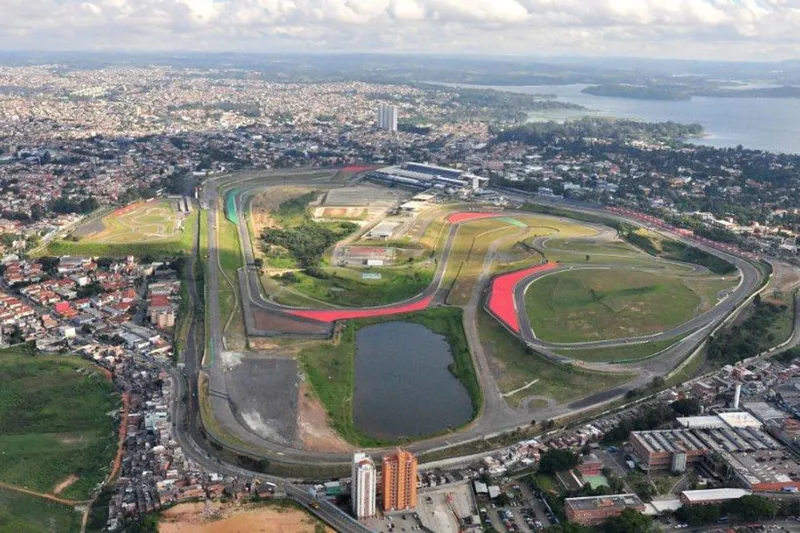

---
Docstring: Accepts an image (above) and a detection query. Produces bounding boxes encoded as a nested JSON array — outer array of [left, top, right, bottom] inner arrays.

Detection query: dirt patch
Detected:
[[297, 381, 352, 453], [53, 474, 79, 495], [251, 187, 314, 231], [160, 501, 333, 533]]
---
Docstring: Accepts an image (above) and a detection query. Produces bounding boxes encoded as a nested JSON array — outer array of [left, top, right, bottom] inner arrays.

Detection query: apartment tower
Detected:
[[351, 452, 377, 519], [377, 104, 398, 132], [382, 448, 418, 511]]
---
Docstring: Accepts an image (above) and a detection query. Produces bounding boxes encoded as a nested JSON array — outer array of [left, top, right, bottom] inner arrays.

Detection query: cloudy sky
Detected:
[[3, 0, 800, 61]]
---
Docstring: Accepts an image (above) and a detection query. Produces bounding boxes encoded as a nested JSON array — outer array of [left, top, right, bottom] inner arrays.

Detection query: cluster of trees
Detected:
[[493, 117, 704, 145], [675, 494, 777, 526], [538, 449, 579, 474], [49, 194, 99, 215], [262, 220, 356, 268], [707, 296, 789, 365]]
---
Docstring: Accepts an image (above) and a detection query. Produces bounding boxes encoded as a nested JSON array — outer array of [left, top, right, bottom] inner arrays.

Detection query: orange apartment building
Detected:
[[382, 449, 418, 512]]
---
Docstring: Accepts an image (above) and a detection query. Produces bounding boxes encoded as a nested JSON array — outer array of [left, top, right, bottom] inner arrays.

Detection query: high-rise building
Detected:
[[382, 449, 418, 511], [377, 104, 398, 132], [351, 452, 377, 519]]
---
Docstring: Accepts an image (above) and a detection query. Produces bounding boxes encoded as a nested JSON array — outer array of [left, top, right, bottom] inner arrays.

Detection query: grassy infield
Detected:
[[258, 189, 436, 307], [0, 347, 119, 532]]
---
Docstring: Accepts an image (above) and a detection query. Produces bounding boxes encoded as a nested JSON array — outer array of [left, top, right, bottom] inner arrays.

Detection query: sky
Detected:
[[3, 0, 800, 61]]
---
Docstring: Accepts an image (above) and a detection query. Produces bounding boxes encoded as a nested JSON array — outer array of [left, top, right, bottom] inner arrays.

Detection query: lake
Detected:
[[353, 321, 473, 441], [457, 83, 800, 154]]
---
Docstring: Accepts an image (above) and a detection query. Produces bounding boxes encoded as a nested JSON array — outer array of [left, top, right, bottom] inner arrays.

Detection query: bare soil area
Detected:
[[53, 475, 79, 495], [160, 501, 333, 533], [251, 186, 314, 231], [297, 381, 352, 452]]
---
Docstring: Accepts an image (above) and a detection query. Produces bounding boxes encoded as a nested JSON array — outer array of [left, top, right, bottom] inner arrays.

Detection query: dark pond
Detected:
[[353, 321, 474, 441]]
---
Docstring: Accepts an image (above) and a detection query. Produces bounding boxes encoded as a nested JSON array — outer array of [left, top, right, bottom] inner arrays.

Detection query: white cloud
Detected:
[[1, 0, 800, 60]]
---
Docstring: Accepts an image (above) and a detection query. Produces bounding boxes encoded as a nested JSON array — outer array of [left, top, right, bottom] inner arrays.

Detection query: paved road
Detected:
[[166, 181, 375, 533], [185, 169, 765, 469]]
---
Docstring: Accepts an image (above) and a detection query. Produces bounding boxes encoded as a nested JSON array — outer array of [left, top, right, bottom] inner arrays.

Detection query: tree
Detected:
[[603, 509, 655, 533], [724, 495, 776, 522], [675, 503, 721, 526], [538, 449, 579, 474], [670, 398, 701, 416]]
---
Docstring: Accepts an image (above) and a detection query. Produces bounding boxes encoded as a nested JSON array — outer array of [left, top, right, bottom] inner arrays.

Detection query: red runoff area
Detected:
[[287, 295, 435, 323], [447, 212, 506, 224], [487, 262, 558, 333]]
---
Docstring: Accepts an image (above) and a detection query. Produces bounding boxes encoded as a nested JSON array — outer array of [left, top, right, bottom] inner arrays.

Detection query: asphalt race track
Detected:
[[190, 168, 764, 470]]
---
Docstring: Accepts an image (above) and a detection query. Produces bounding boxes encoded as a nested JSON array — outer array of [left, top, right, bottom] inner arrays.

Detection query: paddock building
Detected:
[[368, 162, 488, 191]]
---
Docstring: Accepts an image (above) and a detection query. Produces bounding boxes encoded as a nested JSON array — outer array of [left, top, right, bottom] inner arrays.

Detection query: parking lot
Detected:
[[480, 480, 559, 532]]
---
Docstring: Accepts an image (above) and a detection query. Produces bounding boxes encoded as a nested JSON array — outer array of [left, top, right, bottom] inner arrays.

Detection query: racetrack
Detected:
[[193, 169, 764, 468]]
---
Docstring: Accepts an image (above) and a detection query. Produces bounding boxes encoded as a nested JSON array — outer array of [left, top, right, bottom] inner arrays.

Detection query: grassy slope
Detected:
[[0, 486, 82, 533], [290, 265, 434, 307], [477, 310, 633, 407], [0, 349, 118, 500], [298, 308, 479, 446], [525, 269, 701, 343], [624, 229, 736, 275], [554, 337, 681, 363], [43, 209, 198, 258]]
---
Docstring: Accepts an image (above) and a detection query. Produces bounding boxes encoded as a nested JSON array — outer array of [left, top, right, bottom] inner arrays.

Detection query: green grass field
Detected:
[[216, 199, 247, 351], [43, 200, 198, 258], [0, 486, 82, 533], [289, 265, 434, 307], [0, 348, 119, 500], [477, 311, 634, 407], [298, 308, 479, 446], [525, 269, 702, 343]]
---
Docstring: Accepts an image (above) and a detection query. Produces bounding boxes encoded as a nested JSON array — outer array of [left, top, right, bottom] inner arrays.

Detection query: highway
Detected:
[[171, 169, 767, 496]]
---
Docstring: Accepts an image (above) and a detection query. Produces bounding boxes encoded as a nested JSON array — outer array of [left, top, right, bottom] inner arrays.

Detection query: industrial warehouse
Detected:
[[367, 162, 488, 191], [629, 411, 800, 492]]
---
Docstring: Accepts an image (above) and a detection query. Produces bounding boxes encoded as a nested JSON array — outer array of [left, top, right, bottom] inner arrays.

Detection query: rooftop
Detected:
[[565, 494, 644, 512], [681, 488, 750, 503]]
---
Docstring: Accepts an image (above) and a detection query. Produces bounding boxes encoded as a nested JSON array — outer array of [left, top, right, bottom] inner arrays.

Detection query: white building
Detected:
[[351, 452, 377, 519], [377, 104, 398, 132]]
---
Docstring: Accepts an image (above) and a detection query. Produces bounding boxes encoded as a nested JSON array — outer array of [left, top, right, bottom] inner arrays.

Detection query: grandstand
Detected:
[[368, 162, 488, 191]]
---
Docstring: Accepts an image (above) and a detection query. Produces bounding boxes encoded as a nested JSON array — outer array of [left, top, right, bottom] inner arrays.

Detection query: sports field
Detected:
[[45, 198, 197, 257], [0, 347, 119, 500], [525, 269, 702, 343]]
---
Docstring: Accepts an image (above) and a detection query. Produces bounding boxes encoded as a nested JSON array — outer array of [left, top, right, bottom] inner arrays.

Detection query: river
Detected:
[[353, 321, 473, 441], [459, 83, 800, 154]]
